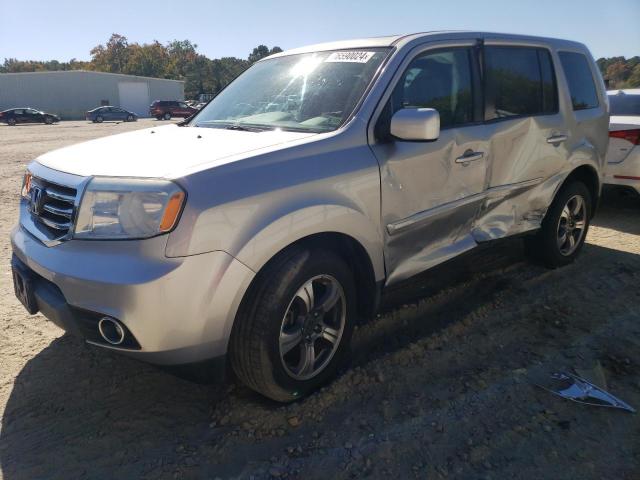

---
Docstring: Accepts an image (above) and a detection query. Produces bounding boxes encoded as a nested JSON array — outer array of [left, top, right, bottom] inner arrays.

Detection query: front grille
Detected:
[[29, 177, 77, 239]]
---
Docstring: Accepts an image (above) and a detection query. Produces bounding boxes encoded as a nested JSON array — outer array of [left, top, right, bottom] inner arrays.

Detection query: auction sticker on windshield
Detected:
[[325, 51, 375, 63]]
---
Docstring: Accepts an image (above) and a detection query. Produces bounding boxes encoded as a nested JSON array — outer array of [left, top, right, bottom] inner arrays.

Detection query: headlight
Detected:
[[74, 177, 185, 239]]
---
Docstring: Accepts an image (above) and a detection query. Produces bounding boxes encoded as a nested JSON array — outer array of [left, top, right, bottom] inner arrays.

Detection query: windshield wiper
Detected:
[[195, 121, 272, 132], [225, 124, 263, 132]]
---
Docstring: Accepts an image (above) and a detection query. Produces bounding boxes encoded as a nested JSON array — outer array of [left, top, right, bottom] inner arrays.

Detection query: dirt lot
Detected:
[[0, 120, 639, 480]]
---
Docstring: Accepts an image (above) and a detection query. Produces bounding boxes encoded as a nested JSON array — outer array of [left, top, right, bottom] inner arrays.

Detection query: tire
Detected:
[[126, 115, 134, 122], [156, 115, 162, 120], [96, 115, 104, 123], [44, 116, 53, 125], [230, 248, 356, 402], [163, 112, 171, 120], [525, 181, 592, 268], [8, 118, 16, 126]]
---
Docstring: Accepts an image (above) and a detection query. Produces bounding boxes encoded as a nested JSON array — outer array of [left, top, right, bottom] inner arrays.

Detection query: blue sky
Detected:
[[1, 0, 638, 61]]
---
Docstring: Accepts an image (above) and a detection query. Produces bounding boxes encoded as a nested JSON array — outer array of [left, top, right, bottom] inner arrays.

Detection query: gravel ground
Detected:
[[0, 120, 639, 480]]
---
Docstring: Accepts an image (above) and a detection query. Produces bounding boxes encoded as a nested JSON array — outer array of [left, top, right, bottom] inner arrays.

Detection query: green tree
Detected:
[[248, 45, 283, 64], [625, 64, 640, 88], [124, 41, 169, 78], [597, 56, 640, 89], [90, 33, 130, 73]]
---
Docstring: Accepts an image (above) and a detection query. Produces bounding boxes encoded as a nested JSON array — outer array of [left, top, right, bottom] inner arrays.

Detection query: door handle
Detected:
[[455, 150, 484, 164], [547, 134, 567, 145]]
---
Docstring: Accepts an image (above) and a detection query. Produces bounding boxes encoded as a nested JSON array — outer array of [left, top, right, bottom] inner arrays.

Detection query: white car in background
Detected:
[[605, 89, 640, 194]]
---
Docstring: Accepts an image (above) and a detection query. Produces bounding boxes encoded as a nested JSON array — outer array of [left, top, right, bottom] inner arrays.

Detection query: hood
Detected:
[[35, 124, 316, 178]]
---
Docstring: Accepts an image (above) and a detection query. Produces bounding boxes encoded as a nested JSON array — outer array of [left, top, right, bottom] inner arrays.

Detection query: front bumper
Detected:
[[11, 225, 255, 365]]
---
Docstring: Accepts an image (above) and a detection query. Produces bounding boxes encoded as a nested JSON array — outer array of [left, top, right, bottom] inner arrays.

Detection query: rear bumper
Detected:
[[10, 225, 255, 365], [604, 146, 640, 194]]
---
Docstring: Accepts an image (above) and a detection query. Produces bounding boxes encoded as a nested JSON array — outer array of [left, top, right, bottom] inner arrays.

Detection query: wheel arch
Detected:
[[557, 164, 601, 217], [236, 231, 381, 327]]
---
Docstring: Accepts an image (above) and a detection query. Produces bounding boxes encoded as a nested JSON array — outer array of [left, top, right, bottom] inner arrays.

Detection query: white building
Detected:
[[0, 70, 185, 119]]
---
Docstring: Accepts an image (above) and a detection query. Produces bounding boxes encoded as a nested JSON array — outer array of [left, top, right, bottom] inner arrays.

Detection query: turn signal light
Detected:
[[159, 191, 185, 232], [21, 172, 33, 199]]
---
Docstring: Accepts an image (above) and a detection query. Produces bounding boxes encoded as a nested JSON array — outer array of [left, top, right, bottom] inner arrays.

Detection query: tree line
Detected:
[[597, 56, 640, 89], [1, 34, 638, 97], [0, 34, 282, 99]]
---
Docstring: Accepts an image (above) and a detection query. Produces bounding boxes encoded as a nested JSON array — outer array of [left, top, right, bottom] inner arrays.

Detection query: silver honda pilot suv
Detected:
[[11, 31, 608, 401]]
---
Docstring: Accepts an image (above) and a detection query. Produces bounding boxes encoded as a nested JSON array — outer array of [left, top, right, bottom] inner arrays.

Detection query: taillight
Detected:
[[610, 129, 640, 145]]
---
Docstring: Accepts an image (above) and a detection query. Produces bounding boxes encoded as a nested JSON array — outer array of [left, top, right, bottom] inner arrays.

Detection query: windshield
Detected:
[[609, 94, 640, 116], [192, 48, 390, 133]]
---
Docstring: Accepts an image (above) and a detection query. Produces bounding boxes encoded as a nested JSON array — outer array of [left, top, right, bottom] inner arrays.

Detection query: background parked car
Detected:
[[149, 100, 197, 120], [86, 106, 138, 123], [0, 108, 59, 126], [604, 89, 640, 195]]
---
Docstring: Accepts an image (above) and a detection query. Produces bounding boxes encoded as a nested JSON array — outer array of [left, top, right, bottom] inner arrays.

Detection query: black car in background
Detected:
[[0, 108, 60, 125]]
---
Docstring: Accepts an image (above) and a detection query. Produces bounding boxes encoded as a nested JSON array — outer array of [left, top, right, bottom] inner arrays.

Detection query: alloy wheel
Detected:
[[557, 194, 587, 256], [279, 275, 346, 381]]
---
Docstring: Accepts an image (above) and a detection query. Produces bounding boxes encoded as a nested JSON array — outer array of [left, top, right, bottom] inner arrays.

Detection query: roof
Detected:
[[0, 70, 184, 83], [268, 31, 588, 58]]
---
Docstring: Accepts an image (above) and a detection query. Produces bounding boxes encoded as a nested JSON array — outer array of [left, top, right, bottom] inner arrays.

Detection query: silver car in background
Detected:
[[11, 31, 608, 401]]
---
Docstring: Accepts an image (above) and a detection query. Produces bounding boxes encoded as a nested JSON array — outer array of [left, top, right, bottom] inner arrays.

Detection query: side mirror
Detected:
[[390, 108, 440, 141]]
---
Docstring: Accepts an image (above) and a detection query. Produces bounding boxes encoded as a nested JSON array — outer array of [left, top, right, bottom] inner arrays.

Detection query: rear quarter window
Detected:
[[558, 52, 599, 110]]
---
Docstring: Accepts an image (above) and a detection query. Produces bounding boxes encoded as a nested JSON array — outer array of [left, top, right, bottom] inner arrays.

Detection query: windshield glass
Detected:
[[609, 94, 640, 116], [192, 48, 390, 133]]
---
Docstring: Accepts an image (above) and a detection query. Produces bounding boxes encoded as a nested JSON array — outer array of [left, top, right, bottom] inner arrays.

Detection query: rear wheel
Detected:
[[230, 248, 356, 402], [525, 181, 591, 267], [8, 118, 16, 126], [163, 112, 171, 120], [96, 115, 104, 123]]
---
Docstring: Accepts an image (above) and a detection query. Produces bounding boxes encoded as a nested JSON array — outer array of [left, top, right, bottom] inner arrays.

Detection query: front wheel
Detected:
[[525, 181, 591, 267], [230, 248, 356, 402], [44, 116, 53, 125], [126, 114, 134, 122], [163, 112, 171, 120]]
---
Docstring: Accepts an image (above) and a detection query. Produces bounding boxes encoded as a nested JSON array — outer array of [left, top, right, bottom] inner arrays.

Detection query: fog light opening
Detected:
[[98, 317, 125, 345]]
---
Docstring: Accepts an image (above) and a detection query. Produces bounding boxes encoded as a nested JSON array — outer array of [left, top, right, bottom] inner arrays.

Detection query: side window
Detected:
[[558, 52, 599, 110], [484, 46, 558, 120], [390, 48, 474, 128]]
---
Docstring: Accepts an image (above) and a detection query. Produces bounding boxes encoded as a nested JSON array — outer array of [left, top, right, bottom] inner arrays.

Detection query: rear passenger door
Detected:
[[473, 43, 566, 241]]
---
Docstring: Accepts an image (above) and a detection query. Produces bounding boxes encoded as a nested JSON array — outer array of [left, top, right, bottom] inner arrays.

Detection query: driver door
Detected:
[[370, 44, 490, 285]]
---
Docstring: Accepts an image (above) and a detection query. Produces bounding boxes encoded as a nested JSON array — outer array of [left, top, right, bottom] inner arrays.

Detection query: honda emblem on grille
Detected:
[[29, 186, 45, 215]]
